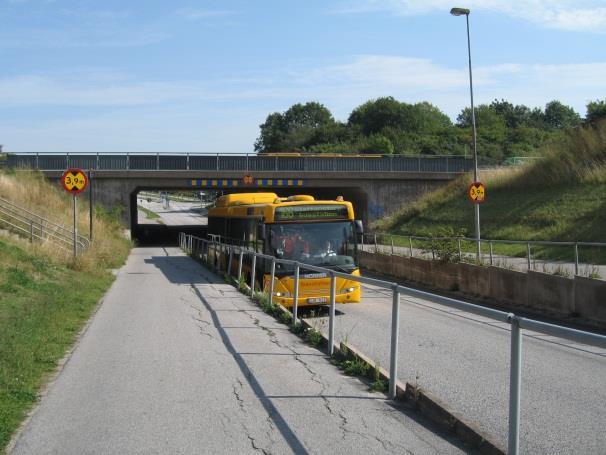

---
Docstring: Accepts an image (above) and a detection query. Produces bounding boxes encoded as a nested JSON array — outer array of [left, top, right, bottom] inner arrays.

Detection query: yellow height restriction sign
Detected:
[[468, 181, 486, 204], [61, 168, 88, 195]]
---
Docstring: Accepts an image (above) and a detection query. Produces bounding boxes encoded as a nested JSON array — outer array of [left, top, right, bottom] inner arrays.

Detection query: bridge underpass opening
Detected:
[[131, 189, 209, 245], [129, 186, 369, 245]]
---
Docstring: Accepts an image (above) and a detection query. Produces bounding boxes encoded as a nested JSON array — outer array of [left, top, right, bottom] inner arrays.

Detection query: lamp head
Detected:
[[450, 7, 470, 16]]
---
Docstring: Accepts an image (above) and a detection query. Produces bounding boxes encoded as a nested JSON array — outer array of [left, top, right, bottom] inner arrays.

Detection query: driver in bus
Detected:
[[320, 241, 336, 258]]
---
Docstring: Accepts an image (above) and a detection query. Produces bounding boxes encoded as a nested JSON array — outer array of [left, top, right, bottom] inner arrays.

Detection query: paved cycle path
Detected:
[[10, 247, 464, 455]]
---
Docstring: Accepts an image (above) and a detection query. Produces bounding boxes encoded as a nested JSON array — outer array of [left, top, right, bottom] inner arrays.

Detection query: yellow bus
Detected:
[[207, 192, 363, 307]]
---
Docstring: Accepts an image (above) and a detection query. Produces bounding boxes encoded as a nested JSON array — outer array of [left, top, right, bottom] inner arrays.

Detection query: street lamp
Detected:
[[451, 6, 481, 261]]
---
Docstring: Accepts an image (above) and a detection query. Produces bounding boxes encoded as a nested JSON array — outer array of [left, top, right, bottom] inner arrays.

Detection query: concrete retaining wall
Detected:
[[360, 251, 606, 328]]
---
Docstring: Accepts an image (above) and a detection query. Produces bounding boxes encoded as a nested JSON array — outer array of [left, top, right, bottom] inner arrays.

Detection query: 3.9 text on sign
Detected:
[[61, 168, 88, 195], [467, 181, 486, 204]]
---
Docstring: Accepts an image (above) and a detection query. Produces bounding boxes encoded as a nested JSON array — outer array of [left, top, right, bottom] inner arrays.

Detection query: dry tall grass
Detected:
[[0, 170, 131, 272]]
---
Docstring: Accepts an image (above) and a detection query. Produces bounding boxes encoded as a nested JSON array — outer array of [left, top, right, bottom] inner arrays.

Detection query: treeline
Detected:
[[254, 97, 606, 161]]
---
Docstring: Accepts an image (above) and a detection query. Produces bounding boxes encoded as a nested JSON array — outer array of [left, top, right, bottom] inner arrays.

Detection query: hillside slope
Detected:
[[374, 120, 606, 260]]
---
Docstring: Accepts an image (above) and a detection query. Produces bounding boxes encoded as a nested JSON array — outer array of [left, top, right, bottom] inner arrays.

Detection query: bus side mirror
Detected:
[[354, 220, 363, 234], [257, 223, 266, 241]]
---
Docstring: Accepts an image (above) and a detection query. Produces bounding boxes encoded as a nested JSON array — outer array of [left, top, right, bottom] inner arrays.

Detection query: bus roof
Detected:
[[209, 193, 355, 222]]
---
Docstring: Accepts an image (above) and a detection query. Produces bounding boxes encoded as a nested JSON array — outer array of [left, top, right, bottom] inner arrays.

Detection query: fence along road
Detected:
[[361, 232, 606, 278], [180, 234, 606, 455]]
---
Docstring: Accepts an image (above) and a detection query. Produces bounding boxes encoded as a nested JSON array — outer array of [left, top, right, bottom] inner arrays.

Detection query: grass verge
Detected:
[[137, 204, 164, 223], [0, 170, 131, 452]]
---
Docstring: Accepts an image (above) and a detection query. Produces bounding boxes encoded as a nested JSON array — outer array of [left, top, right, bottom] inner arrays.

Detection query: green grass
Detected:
[[0, 237, 117, 452], [137, 204, 163, 223], [375, 120, 606, 264]]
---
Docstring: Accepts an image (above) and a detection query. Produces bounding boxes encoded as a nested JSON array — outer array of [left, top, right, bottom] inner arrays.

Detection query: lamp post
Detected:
[[451, 7, 481, 261]]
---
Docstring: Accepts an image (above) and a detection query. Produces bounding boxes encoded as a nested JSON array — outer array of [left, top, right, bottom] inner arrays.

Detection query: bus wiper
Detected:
[[327, 264, 356, 273]]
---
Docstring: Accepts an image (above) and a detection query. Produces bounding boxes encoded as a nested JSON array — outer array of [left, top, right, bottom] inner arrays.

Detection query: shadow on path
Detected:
[[190, 284, 310, 454]]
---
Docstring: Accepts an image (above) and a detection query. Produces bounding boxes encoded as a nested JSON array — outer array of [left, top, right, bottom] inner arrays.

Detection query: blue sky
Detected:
[[2, 0, 606, 154]]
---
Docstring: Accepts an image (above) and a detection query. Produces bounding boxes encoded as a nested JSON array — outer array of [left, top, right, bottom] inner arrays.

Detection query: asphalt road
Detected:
[[307, 282, 606, 454], [9, 248, 465, 455], [138, 199, 208, 226]]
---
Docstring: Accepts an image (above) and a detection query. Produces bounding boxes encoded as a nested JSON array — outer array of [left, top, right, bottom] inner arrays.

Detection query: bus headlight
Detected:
[[275, 291, 291, 297], [339, 286, 357, 294]]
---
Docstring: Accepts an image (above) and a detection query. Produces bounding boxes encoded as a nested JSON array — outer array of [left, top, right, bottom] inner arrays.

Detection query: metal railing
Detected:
[[0, 197, 90, 254], [362, 232, 606, 278], [7, 152, 474, 173], [179, 232, 606, 455]]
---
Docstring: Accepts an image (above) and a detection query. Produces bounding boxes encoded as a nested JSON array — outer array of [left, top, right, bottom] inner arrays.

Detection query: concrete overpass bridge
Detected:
[[8, 153, 472, 238]]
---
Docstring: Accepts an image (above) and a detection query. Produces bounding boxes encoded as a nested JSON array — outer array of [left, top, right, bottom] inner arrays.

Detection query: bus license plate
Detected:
[[307, 297, 327, 304]]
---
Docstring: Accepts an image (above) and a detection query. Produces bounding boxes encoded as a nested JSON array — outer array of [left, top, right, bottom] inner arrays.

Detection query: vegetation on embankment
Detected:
[[0, 170, 131, 452], [373, 119, 606, 262]]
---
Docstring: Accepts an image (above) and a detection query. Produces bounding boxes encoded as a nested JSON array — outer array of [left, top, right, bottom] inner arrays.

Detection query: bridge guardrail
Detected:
[[7, 152, 474, 173], [0, 197, 90, 254], [362, 232, 606, 278], [179, 232, 606, 455]]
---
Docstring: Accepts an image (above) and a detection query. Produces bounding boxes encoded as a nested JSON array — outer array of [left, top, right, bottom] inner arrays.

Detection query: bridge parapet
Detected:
[[8, 153, 473, 174]]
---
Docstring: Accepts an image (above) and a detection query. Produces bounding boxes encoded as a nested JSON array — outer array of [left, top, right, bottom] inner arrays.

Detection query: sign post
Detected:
[[61, 168, 89, 257], [467, 181, 486, 261]]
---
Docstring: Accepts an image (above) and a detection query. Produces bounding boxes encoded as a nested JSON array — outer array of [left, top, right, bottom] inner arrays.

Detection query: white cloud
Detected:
[[2, 56, 605, 153], [331, 1, 606, 32]]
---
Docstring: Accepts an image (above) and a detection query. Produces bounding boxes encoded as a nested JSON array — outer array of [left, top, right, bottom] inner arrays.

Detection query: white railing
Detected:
[[179, 232, 606, 455], [362, 232, 606, 278], [0, 197, 90, 254]]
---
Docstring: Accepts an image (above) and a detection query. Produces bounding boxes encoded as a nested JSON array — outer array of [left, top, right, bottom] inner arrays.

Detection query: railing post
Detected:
[[360, 233, 365, 252], [250, 254, 256, 295], [29, 220, 34, 242], [228, 246, 233, 277], [216, 153, 219, 171], [489, 241, 494, 266], [275, 155, 278, 171], [389, 285, 401, 400], [409, 236, 413, 257], [246, 153, 249, 172], [156, 153, 160, 170], [374, 234, 378, 253], [269, 258, 276, 306], [238, 250, 244, 282], [186, 153, 190, 170], [96, 153, 100, 170], [418, 156, 421, 172], [292, 263, 300, 322], [328, 272, 336, 356], [66, 153, 70, 169], [36, 153, 39, 170], [527, 243, 531, 270], [508, 315, 522, 455], [458, 238, 462, 260], [574, 243, 579, 276], [126, 152, 130, 170], [391, 235, 394, 255]]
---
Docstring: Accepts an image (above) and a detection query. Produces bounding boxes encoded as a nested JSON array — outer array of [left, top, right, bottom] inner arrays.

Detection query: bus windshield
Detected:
[[268, 221, 357, 272]]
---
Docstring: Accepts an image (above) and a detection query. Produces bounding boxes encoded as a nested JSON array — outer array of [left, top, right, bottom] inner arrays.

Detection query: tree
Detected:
[[356, 134, 394, 155], [586, 99, 606, 124], [544, 100, 581, 129], [254, 102, 338, 153]]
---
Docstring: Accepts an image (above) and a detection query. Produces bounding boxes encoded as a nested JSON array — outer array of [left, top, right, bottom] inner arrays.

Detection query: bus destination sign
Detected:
[[275, 204, 348, 221]]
